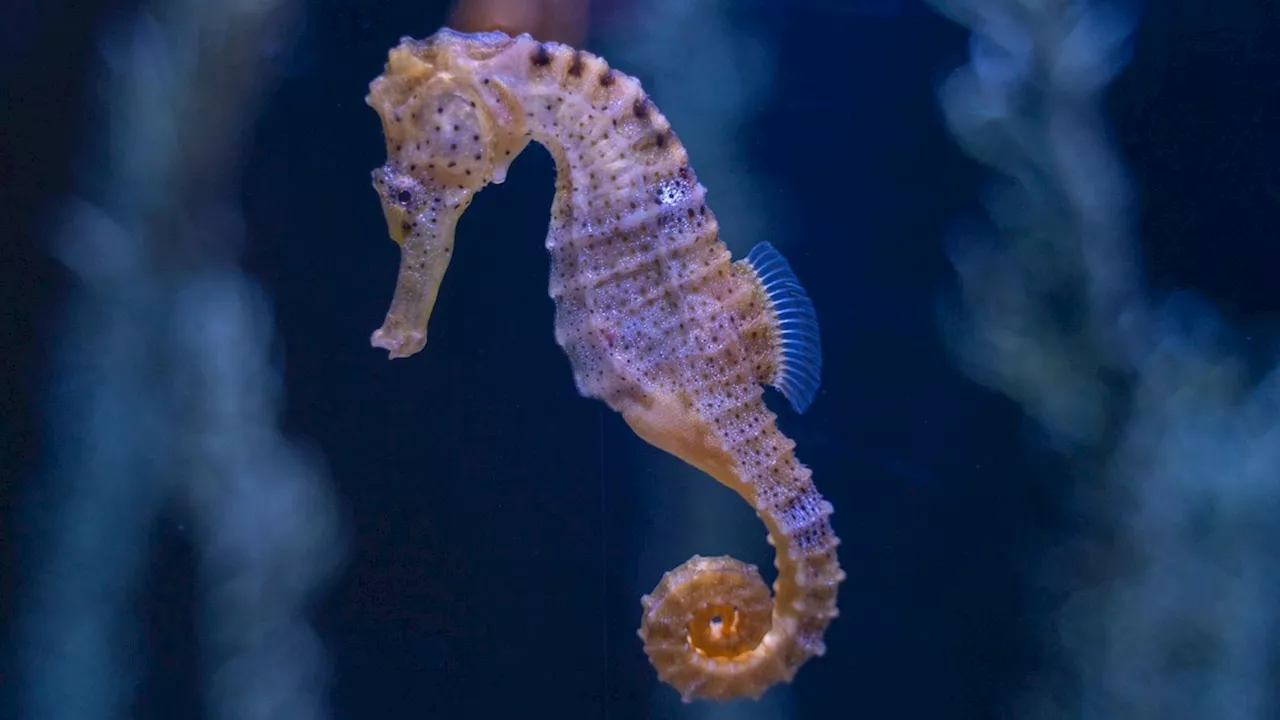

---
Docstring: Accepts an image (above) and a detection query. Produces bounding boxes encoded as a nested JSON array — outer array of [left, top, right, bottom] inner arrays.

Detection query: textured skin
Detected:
[[366, 29, 844, 702]]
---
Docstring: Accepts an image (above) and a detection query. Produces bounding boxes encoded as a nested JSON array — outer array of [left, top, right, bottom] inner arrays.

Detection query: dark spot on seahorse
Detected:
[[531, 44, 551, 67], [654, 130, 669, 148], [599, 69, 616, 87], [633, 96, 650, 120], [401, 221, 412, 233], [569, 50, 584, 77], [397, 189, 411, 204]]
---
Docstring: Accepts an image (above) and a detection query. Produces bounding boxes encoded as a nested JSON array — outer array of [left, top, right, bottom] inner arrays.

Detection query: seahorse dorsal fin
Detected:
[[745, 242, 822, 414]]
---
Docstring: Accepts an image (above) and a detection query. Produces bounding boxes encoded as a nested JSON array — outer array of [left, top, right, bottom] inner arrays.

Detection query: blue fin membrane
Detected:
[[745, 242, 822, 414]]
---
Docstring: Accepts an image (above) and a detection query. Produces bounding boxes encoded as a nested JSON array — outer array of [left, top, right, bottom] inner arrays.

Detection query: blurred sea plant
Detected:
[[18, 0, 343, 718], [928, 1, 1280, 718]]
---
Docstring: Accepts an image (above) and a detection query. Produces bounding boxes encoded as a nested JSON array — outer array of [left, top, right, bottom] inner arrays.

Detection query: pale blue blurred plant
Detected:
[[18, 1, 343, 718], [929, 1, 1280, 718]]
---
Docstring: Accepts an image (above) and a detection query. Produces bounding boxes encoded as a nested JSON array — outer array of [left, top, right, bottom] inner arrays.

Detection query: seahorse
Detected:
[[364, 29, 844, 702]]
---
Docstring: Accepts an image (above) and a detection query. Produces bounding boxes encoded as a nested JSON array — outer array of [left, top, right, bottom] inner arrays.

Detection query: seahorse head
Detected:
[[365, 31, 530, 358]]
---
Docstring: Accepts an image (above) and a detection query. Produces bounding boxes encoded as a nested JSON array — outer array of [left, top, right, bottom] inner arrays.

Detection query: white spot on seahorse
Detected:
[[655, 177, 691, 205]]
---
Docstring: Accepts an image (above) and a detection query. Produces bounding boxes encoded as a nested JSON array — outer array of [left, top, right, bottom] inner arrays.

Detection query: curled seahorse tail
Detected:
[[638, 556, 785, 702], [636, 419, 844, 702]]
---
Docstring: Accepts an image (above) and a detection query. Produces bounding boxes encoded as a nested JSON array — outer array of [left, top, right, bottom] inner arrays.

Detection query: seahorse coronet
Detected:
[[366, 27, 843, 702]]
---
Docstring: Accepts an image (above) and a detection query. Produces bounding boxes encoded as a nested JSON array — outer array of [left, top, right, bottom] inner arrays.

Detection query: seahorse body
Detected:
[[365, 29, 844, 702]]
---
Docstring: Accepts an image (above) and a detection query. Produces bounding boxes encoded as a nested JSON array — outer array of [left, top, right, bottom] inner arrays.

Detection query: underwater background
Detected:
[[2, 0, 1279, 718]]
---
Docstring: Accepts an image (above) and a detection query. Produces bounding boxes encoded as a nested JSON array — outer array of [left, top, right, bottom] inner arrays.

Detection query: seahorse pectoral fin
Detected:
[[743, 242, 823, 413]]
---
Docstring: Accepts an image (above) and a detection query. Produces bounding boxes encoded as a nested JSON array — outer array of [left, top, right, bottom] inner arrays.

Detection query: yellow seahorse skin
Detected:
[[365, 28, 845, 702]]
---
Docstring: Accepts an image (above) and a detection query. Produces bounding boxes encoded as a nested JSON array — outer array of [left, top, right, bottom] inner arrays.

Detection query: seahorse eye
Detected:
[[397, 189, 412, 204]]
